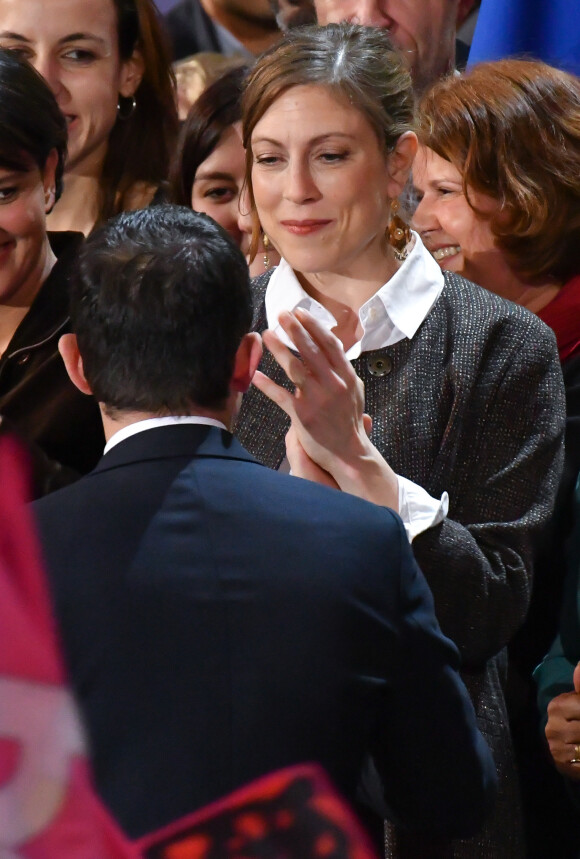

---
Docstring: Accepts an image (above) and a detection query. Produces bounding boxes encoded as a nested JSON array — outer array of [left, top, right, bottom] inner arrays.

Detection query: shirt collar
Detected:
[[264, 233, 444, 358], [104, 415, 228, 455], [376, 233, 445, 339]]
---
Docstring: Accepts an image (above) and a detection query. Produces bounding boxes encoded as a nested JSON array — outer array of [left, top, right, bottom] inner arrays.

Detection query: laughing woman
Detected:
[[235, 25, 566, 858], [411, 61, 580, 670], [410, 59, 580, 856], [0, 50, 103, 496]]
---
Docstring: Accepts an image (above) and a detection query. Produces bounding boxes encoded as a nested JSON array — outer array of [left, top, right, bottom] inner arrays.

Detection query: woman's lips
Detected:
[[280, 219, 332, 235]]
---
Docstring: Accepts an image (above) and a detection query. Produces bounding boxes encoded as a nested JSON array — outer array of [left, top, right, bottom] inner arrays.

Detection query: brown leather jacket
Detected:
[[0, 232, 104, 497]]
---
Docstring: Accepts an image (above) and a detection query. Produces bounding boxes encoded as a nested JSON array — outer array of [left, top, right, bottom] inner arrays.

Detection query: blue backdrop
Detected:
[[468, 0, 580, 76]]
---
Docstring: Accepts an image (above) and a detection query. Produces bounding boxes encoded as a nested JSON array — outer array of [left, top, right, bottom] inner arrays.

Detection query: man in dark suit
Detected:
[[164, 0, 280, 61], [32, 205, 496, 842]]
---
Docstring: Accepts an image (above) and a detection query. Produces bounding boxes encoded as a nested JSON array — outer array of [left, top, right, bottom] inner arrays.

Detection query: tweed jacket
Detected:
[[236, 268, 566, 858]]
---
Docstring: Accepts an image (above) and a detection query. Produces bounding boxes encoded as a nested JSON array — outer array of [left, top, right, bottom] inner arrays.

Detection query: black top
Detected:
[[0, 232, 104, 497]]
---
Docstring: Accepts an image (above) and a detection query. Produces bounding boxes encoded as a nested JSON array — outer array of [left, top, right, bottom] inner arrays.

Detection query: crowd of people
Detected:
[[1, 0, 579, 857]]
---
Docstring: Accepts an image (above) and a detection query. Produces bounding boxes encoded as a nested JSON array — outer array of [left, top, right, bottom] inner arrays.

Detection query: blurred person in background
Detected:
[[164, 0, 280, 62], [0, 0, 178, 235], [271, 0, 316, 30], [168, 0, 313, 118], [312, 0, 478, 95], [170, 65, 279, 276], [536, 474, 580, 857], [412, 58, 580, 857], [0, 50, 103, 497]]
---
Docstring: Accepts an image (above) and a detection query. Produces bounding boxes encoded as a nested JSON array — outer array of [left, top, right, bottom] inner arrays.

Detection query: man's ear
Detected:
[[119, 49, 145, 99], [386, 131, 419, 199], [231, 332, 263, 393], [58, 334, 93, 396]]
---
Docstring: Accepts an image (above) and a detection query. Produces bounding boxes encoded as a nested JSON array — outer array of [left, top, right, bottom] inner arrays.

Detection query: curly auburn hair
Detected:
[[418, 59, 580, 286]]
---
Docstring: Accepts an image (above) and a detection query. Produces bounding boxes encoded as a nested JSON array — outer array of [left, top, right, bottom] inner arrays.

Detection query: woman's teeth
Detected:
[[432, 246, 461, 261]]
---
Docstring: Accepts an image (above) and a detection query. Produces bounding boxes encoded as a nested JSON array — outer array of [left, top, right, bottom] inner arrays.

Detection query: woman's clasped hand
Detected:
[[254, 308, 396, 506]]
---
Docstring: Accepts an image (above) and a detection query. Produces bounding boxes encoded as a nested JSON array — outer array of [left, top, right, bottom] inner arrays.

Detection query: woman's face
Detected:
[[192, 121, 277, 276], [0, 153, 56, 306], [411, 145, 504, 289], [0, 0, 143, 175], [250, 84, 404, 279], [191, 122, 251, 249]]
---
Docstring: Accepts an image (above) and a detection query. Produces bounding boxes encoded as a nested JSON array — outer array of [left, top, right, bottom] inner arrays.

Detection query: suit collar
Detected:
[[92, 423, 260, 473]]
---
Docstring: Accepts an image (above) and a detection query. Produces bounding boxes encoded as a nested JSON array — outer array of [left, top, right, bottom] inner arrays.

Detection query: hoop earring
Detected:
[[387, 199, 411, 262], [262, 233, 271, 270], [117, 95, 137, 120]]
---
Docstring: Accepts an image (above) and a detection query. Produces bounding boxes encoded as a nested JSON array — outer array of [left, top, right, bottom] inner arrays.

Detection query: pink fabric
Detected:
[[139, 763, 379, 859], [0, 434, 137, 859]]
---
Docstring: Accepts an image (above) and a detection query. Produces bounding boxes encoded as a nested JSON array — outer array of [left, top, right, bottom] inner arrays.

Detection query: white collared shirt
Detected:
[[104, 415, 227, 455], [264, 233, 449, 541]]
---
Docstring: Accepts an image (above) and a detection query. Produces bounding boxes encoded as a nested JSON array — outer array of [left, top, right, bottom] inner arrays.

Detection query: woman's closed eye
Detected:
[[435, 183, 462, 197], [253, 153, 284, 166], [317, 150, 349, 164]]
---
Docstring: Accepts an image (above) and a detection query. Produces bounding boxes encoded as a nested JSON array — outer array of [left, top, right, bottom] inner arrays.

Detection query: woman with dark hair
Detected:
[[234, 24, 566, 857], [0, 49, 103, 496], [0, 0, 178, 235], [170, 65, 279, 276]]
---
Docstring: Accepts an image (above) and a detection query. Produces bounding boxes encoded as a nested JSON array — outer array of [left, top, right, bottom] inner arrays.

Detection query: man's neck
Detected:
[[101, 407, 234, 444]]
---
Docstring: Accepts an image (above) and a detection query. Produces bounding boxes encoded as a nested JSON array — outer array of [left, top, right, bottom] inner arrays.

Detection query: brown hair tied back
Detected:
[[418, 59, 580, 286], [241, 23, 415, 261]]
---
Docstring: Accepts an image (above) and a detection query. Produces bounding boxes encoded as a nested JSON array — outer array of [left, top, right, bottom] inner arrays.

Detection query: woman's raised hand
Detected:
[[252, 308, 399, 509]]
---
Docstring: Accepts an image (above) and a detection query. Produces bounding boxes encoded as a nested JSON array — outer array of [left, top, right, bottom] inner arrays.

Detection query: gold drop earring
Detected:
[[387, 199, 411, 262], [262, 233, 271, 270]]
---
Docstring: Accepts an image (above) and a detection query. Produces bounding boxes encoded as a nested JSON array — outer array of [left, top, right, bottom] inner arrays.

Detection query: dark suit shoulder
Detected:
[[164, 0, 221, 59], [170, 449, 407, 553]]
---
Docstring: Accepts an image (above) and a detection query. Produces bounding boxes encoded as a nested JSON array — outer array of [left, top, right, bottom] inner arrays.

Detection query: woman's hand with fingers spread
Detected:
[[253, 308, 399, 510]]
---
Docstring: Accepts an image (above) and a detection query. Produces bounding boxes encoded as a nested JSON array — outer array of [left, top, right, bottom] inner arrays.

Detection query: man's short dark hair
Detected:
[[70, 205, 253, 415]]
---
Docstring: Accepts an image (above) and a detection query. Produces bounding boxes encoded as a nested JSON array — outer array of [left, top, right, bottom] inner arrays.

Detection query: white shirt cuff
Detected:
[[397, 475, 449, 542]]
